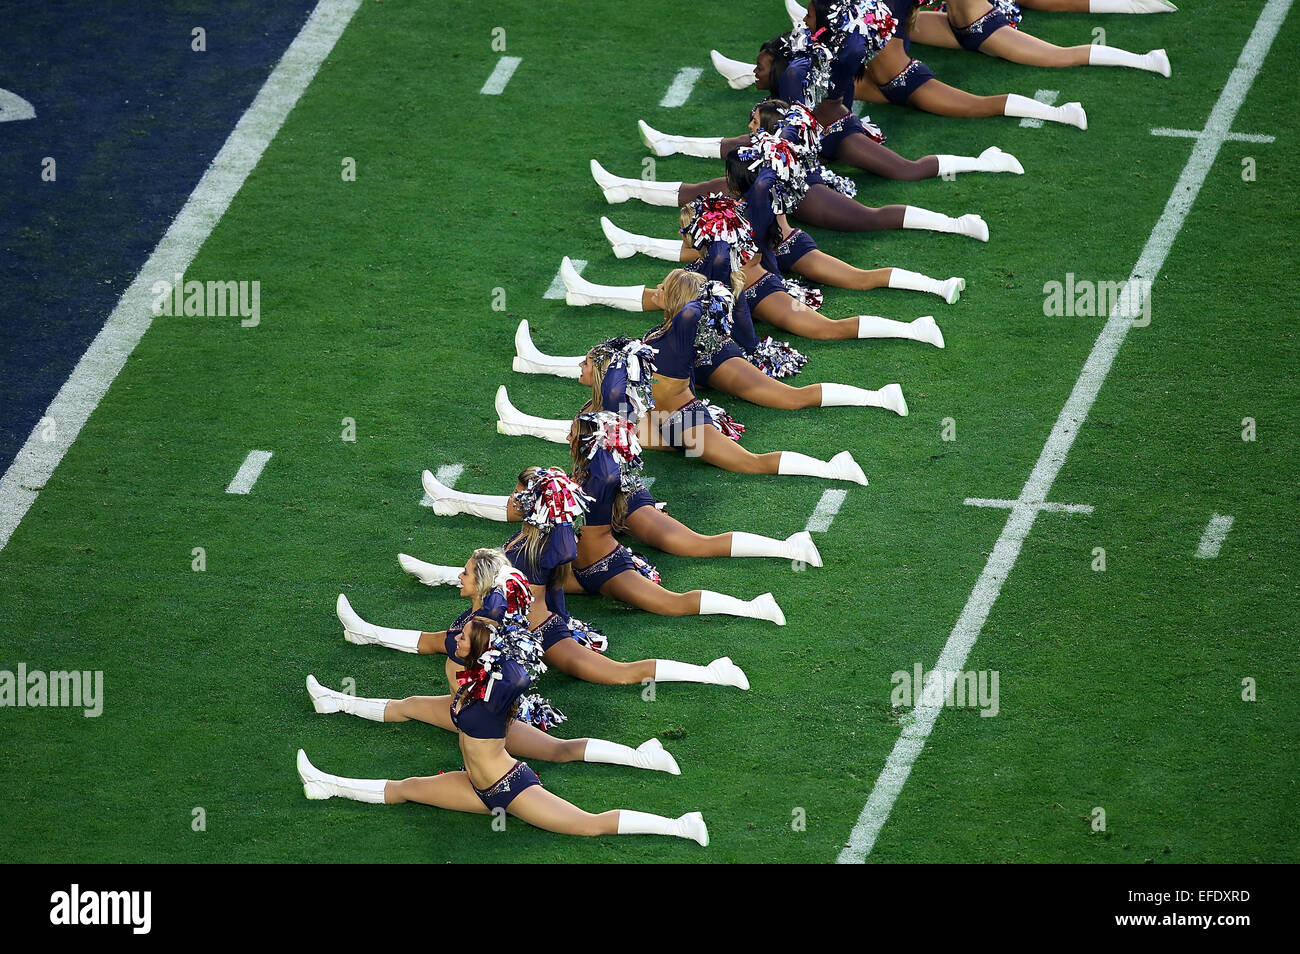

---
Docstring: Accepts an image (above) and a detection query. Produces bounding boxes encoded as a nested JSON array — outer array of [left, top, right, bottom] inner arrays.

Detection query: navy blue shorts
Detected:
[[658, 398, 717, 450], [626, 485, 659, 516], [952, 3, 1017, 51], [879, 59, 935, 106], [743, 271, 786, 310], [533, 613, 576, 652], [473, 760, 542, 812], [574, 544, 639, 593], [819, 114, 866, 164], [695, 339, 746, 389], [775, 230, 817, 273]]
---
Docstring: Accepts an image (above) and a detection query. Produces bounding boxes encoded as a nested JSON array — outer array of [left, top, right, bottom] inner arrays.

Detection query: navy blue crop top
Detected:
[[449, 657, 530, 740], [580, 447, 623, 527], [742, 168, 782, 273], [687, 240, 758, 354], [644, 299, 705, 384], [503, 524, 576, 619]]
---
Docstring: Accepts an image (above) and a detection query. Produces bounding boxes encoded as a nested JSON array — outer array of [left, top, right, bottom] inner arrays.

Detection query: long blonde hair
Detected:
[[512, 467, 573, 585], [581, 350, 611, 413], [653, 269, 707, 338], [568, 415, 629, 532]]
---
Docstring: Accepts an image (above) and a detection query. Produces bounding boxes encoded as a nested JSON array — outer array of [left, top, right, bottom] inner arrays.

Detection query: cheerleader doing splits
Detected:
[[298, 615, 710, 844]]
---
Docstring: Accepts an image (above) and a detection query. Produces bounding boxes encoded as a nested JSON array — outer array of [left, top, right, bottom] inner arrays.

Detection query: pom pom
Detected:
[[515, 693, 567, 732], [482, 617, 548, 683], [995, 0, 1023, 28], [493, 566, 535, 619], [834, 0, 898, 60], [591, 336, 659, 421], [738, 129, 813, 215], [747, 336, 809, 379], [577, 411, 647, 495], [859, 114, 886, 144], [513, 466, 592, 532], [567, 617, 608, 654], [693, 279, 736, 359], [681, 193, 758, 272], [702, 399, 746, 442], [778, 102, 823, 154], [819, 167, 857, 198], [783, 278, 824, 310], [629, 551, 661, 584]]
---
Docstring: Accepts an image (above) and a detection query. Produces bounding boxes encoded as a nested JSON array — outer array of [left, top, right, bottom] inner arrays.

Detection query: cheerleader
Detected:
[[297, 616, 710, 844], [909, 1, 1169, 75]]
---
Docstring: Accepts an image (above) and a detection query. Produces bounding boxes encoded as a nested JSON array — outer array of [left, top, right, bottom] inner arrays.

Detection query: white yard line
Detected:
[[420, 463, 464, 508], [226, 451, 273, 495], [1018, 89, 1059, 128], [1196, 514, 1235, 559], [480, 56, 522, 95], [1151, 127, 1275, 144], [806, 489, 848, 533], [660, 67, 703, 108], [838, 0, 1294, 864], [543, 259, 586, 299], [0, 0, 363, 555]]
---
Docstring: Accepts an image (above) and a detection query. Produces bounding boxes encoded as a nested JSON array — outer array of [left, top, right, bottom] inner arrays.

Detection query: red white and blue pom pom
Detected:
[[482, 617, 548, 682], [629, 551, 661, 584], [819, 167, 858, 198], [994, 0, 1023, 28], [739, 129, 813, 214], [591, 336, 659, 421], [492, 565, 535, 620], [778, 102, 823, 154], [860, 113, 886, 143], [693, 279, 736, 359], [515, 693, 567, 732], [748, 336, 809, 379], [783, 278, 824, 310], [837, 0, 899, 59], [516, 466, 592, 532], [681, 193, 759, 271], [567, 616, 608, 654], [578, 410, 647, 493], [702, 399, 746, 442]]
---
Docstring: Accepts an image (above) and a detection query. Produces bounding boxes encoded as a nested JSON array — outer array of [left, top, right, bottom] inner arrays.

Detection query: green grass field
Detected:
[[2, 0, 1297, 863]]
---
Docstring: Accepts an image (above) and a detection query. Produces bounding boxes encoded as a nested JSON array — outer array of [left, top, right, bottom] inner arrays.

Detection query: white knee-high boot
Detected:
[[654, 657, 751, 689], [777, 450, 869, 485], [307, 675, 390, 721], [421, 469, 510, 520], [710, 49, 757, 89], [1090, 0, 1178, 13], [638, 119, 724, 159], [561, 256, 646, 310], [729, 529, 823, 566], [601, 217, 685, 262], [590, 160, 682, 206], [902, 206, 989, 242], [698, 590, 787, 626], [935, 146, 1024, 177], [1088, 45, 1170, 76], [298, 750, 388, 803], [856, 314, 945, 349], [337, 595, 423, 653], [786, 0, 808, 24], [617, 809, 709, 845], [583, 738, 682, 774], [1003, 93, 1087, 130], [397, 553, 464, 586], [513, 320, 584, 377], [820, 382, 908, 417], [495, 386, 571, 444], [887, 268, 965, 305]]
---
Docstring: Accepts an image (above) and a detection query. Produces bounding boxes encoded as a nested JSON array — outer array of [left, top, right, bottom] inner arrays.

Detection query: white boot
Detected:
[[562, 256, 646, 310], [654, 657, 751, 689], [590, 159, 681, 206], [887, 267, 965, 304], [820, 381, 908, 417], [584, 737, 682, 774], [1088, 45, 1170, 77], [638, 119, 723, 159], [307, 674, 389, 721], [777, 450, 868, 486], [729, 529, 823, 567], [1004, 93, 1087, 130], [856, 314, 945, 349], [513, 319, 583, 377], [495, 386, 571, 444], [397, 553, 463, 586], [337, 594, 423, 653], [711, 49, 757, 89], [936, 146, 1024, 177], [785, 0, 808, 25], [601, 216, 683, 262], [421, 469, 510, 520], [699, 590, 787, 626], [297, 749, 388, 803], [1090, 0, 1177, 12], [902, 206, 989, 242], [617, 809, 709, 845]]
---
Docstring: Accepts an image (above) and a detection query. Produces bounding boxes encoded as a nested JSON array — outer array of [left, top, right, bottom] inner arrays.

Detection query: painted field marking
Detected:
[[964, 497, 1094, 515], [480, 56, 521, 95], [837, 0, 1294, 864], [1152, 127, 1275, 144], [420, 463, 464, 509], [852, 101, 866, 118], [1018, 89, 1059, 128], [0, 0, 363, 555], [660, 67, 703, 108], [0, 88, 36, 122], [806, 489, 848, 533], [640, 476, 656, 490], [1196, 514, 1235, 559], [227, 451, 273, 495], [544, 259, 586, 299]]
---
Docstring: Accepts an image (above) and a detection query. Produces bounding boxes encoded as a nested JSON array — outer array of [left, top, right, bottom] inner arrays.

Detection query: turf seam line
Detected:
[[837, 0, 1295, 865], [420, 464, 464, 509], [0, 0, 364, 556], [1195, 514, 1234, 559], [1018, 89, 1059, 128], [660, 67, 704, 108], [481, 56, 522, 96], [227, 451, 273, 495]]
